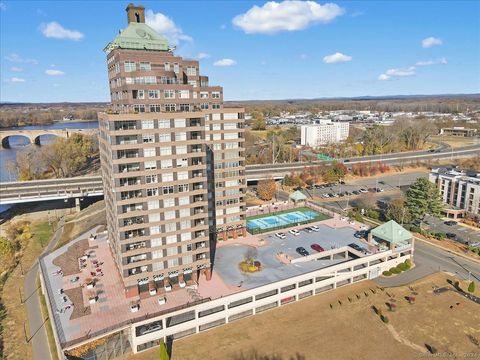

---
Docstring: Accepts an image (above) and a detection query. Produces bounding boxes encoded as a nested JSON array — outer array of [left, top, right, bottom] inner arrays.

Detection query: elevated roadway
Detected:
[[1, 143, 479, 205]]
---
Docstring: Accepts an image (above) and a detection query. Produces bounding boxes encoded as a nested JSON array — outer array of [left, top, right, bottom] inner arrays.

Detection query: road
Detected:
[[24, 217, 65, 360], [374, 239, 480, 287], [1, 142, 479, 205]]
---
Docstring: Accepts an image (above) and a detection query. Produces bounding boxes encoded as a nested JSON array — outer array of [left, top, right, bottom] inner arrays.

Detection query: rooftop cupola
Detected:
[[126, 3, 145, 24]]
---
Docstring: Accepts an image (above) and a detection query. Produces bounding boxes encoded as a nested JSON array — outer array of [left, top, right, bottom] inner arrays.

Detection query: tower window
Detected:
[[135, 12, 140, 23]]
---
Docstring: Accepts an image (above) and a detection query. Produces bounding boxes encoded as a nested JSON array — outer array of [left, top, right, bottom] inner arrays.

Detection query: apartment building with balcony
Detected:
[[429, 167, 480, 218], [98, 4, 246, 297], [300, 120, 350, 147]]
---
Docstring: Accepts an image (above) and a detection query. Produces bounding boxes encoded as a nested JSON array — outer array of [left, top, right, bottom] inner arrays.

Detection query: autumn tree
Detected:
[[386, 197, 412, 224], [356, 193, 377, 210], [257, 179, 277, 201]]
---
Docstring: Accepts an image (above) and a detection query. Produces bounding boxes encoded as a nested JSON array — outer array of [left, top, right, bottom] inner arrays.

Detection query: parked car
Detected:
[[149, 287, 157, 296], [289, 229, 300, 236], [310, 243, 325, 252], [348, 243, 363, 251], [339, 180, 346, 185], [444, 220, 457, 226], [359, 188, 368, 193], [446, 232, 457, 240], [352, 190, 360, 195], [310, 225, 320, 232], [375, 187, 384, 192], [354, 231, 366, 238], [343, 159, 350, 163], [296, 247, 310, 256], [275, 232, 286, 239], [303, 227, 313, 233]]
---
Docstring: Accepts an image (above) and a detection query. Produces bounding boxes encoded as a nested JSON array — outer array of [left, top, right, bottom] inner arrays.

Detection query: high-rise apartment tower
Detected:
[[98, 4, 246, 297]]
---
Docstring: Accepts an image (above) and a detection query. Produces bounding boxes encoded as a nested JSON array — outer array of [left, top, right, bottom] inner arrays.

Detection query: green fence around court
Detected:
[[246, 208, 331, 235]]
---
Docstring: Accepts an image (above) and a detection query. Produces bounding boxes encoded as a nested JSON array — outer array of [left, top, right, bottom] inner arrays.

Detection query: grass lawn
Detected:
[[120, 272, 479, 360], [1, 220, 55, 360]]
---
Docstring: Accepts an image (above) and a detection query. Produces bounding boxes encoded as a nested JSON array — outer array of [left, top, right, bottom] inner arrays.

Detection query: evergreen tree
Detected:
[[468, 281, 475, 293], [405, 178, 443, 219]]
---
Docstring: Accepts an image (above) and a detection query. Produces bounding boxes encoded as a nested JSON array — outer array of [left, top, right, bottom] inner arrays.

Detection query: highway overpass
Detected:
[[1, 143, 479, 206]]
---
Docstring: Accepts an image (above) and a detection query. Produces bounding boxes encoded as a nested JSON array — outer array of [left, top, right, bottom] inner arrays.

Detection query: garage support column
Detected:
[[75, 197, 81, 212]]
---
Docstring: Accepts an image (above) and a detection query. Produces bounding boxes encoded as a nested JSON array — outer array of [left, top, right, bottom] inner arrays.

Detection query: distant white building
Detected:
[[300, 121, 349, 147]]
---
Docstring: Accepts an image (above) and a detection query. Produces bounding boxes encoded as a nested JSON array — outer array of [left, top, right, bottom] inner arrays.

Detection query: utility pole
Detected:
[[272, 134, 275, 165]]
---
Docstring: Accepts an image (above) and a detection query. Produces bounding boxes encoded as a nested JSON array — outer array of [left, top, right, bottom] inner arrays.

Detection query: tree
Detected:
[[386, 197, 412, 224], [468, 281, 476, 293], [257, 179, 276, 201], [251, 118, 266, 130], [356, 193, 377, 210], [405, 178, 443, 220]]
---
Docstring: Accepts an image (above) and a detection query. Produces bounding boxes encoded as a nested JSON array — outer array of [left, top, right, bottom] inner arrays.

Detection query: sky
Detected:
[[1, 0, 479, 102]]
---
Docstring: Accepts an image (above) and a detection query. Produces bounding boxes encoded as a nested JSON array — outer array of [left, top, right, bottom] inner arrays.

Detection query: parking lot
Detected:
[[302, 171, 428, 199], [423, 215, 480, 245], [214, 222, 369, 289]]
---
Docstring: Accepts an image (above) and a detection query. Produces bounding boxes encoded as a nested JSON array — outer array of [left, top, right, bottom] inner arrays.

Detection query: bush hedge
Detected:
[[382, 271, 392, 276], [435, 232, 446, 240], [390, 267, 401, 274]]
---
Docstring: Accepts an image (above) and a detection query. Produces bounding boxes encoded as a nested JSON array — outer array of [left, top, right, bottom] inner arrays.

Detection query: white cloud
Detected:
[[213, 58, 237, 67], [323, 52, 352, 63], [415, 57, 448, 66], [196, 52, 210, 60], [422, 36, 442, 48], [378, 66, 416, 81], [45, 69, 65, 76], [11, 67, 23, 72], [40, 21, 84, 41], [145, 10, 192, 45], [8, 77, 26, 83], [5, 53, 38, 64], [232, 1, 344, 34]]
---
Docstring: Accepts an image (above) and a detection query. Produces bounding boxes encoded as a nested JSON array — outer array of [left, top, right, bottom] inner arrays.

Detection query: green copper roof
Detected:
[[371, 220, 411, 244], [104, 22, 170, 53], [289, 190, 307, 201]]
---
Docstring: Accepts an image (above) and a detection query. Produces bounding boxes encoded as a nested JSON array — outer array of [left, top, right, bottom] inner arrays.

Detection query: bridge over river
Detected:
[[0, 128, 98, 148]]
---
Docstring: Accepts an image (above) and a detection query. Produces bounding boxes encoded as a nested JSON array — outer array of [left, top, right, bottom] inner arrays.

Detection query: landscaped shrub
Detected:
[[405, 259, 412, 267], [408, 225, 421, 233], [380, 315, 389, 323], [366, 209, 380, 220], [383, 270, 392, 276], [435, 232, 446, 240], [397, 263, 408, 271], [390, 267, 401, 275], [468, 281, 476, 293]]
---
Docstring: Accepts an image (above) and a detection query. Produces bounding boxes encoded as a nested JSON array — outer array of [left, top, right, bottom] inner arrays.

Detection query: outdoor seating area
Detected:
[[40, 226, 222, 348]]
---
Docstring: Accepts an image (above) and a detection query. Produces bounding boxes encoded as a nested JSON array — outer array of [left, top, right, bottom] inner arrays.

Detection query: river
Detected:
[[0, 120, 98, 213]]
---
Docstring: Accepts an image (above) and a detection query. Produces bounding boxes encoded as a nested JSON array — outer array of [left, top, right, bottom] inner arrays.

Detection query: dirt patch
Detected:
[[64, 287, 91, 320], [52, 239, 90, 276]]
